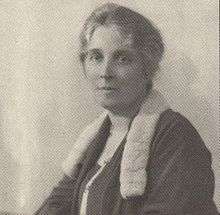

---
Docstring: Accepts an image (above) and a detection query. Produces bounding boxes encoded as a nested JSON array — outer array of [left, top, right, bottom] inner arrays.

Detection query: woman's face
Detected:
[[84, 24, 151, 112]]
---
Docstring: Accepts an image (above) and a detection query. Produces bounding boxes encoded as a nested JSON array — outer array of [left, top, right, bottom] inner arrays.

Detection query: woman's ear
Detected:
[[79, 53, 88, 78], [82, 63, 87, 78], [141, 51, 157, 80], [144, 59, 159, 81]]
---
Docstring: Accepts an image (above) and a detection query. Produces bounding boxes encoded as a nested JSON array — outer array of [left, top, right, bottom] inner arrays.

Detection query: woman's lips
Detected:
[[97, 87, 117, 90], [97, 87, 118, 95]]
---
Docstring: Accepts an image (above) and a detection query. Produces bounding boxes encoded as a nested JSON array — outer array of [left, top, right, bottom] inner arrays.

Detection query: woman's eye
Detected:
[[89, 53, 103, 63], [116, 54, 132, 64]]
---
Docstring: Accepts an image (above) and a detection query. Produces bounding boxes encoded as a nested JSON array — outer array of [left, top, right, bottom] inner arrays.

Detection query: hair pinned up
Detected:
[[79, 3, 164, 74]]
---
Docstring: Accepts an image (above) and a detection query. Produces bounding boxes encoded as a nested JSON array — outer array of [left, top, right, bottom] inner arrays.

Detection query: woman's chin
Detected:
[[99, 99, 120, 111]]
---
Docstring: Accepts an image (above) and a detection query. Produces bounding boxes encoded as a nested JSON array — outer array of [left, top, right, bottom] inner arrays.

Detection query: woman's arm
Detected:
[[140, 113, 218, 215], [34, 163, 81, 215]]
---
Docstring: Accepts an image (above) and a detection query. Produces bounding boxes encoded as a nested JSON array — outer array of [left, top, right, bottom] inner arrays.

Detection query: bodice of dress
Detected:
[[79, 121, 130, 215]]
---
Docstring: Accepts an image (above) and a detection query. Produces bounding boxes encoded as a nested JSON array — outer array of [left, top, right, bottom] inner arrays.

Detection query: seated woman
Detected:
[[34, 3, 218, 215]]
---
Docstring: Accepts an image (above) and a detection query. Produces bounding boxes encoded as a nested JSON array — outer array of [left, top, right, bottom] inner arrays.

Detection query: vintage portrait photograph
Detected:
[[0, 0, 219, 214]]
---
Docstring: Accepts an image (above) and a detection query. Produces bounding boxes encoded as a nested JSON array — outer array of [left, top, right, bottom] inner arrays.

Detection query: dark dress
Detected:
[[34, 109, 219, 215]]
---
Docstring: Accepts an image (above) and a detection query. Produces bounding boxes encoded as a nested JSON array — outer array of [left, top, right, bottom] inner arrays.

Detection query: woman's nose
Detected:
[[100, 60, 114, 79]]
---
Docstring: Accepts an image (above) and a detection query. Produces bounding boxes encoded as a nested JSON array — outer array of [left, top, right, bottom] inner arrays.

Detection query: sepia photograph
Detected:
[[0, 0, 219, 214]]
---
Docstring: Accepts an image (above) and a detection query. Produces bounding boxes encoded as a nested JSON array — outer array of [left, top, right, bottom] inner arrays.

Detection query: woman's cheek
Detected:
[[86, 67, 98, 81], [120, 70, 142, 85]]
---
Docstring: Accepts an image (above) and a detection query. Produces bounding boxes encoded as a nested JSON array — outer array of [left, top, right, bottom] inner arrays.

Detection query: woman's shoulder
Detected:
[[152, 109, 210, 156], [157, 109, 193, 130], [156, 109, 201, 138]]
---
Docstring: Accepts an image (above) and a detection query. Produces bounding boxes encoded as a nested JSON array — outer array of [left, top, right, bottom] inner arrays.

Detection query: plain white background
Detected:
[[0, 0, 219, 213]]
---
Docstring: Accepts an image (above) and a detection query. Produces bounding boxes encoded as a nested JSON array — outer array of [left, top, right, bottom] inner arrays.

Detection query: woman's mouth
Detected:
[[98, 87, 116, 91]]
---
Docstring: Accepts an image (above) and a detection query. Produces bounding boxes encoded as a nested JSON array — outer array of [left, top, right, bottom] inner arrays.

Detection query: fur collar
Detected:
[[62, 90, 169, 198]]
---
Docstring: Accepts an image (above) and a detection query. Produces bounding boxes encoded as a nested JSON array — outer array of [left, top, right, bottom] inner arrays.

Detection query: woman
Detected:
[[35, 3, 218, 215]]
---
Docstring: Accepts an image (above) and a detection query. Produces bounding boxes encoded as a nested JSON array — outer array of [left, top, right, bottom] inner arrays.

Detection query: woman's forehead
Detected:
[[87, 24, 135, 52]]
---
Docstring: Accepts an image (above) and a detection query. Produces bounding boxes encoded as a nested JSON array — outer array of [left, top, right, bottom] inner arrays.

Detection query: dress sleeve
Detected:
[[33, 163, 81, 215], [140, 115, 218, 215]]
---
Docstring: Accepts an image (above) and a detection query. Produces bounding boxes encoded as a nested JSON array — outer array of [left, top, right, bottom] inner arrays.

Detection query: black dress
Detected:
[[34, 109, 219, 215]]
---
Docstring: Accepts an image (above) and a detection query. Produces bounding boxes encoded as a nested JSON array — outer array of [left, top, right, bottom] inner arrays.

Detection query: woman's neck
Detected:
[[107, 95, 146, 133]]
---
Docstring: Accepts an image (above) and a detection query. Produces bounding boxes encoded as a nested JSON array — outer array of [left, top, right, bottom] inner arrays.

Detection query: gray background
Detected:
[[0, 0, 219, 213]]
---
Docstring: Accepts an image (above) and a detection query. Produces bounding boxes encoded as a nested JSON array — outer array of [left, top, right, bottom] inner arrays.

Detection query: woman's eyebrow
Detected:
[[86, 48, 102, 55], [113, 49, 134, 57]]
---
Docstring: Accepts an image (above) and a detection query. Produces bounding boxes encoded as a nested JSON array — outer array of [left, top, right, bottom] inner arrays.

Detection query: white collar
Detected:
[[62, 89, 169, 198], [108, 113, 131, 134]]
